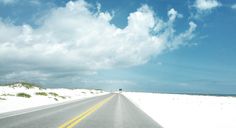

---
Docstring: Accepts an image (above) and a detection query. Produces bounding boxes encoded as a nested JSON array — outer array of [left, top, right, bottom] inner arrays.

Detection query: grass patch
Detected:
[[35, 92, 48, 96], [21, 82, 35, 89], [59, 96, 66, 99], [49, 92, 59, 97], [19, 82, 42, 89], [0, 97, 6, 100], [17, 93, 31, 98], [1, 94, 15, 96], [54, 98, 58, 101], [3, 82, 41, 89]]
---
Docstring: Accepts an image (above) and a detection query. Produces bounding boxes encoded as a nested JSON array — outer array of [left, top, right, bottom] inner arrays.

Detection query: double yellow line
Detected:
[[59, 95, 115, 128]]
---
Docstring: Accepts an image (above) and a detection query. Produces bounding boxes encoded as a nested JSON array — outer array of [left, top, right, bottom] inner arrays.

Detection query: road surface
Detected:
[[0, 93, 162, 128]]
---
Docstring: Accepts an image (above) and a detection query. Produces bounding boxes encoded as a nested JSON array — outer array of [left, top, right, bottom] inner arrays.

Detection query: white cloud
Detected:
[[0, 0, 196, 80], [0, 0, 16, 5], [231, 4, 236, 9], [0, 0, 40, 5], [168, 8, 183, 22], [169, 22, 197, 49], [194, 0, 221, 11], [3, 71, 50, 81], [192, 0, 221, 19]]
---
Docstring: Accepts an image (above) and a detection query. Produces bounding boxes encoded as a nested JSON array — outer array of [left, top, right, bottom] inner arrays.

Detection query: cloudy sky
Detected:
[[0, 0, 235, 94]]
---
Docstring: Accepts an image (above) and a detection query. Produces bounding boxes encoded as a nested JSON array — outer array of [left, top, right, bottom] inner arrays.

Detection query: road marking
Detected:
[[59, 95, 115, 128]]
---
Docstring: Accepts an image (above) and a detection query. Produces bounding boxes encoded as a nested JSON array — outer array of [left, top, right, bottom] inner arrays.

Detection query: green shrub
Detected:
[[17, 93, 31, 98], [1, 94, 14, 96], [21, 82, 35, 89], [35, 92, 48, 96], [59, 96, 66, 99], [0, 97, 6, 100], [7, 82, 41, 89], [49, 92, 59, 97]]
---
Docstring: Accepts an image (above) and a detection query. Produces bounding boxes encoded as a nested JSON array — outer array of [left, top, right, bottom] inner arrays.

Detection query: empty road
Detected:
[[0, 93, 162, 128]]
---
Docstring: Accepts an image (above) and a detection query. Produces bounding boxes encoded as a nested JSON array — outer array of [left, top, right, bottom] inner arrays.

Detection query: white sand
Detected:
[[123, 92, 236, 128], [0, 83, 107, 114]]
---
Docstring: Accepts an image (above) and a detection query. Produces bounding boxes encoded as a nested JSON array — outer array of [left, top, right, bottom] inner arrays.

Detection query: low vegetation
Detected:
[[49, 92, 59, 97], [21, 82, 42, 89], [35, 92, 48, 96], [59, 96, 66, 99], [1, 93, 15, 96], [4, 82, 41, 89], [20, 82, 37, 89], [0, 97, 6, 100], [17, 93, 31, 98]]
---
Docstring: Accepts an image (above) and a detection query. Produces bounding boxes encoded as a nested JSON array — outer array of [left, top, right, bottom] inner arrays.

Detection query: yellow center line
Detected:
[[58, 95, 115, 128]]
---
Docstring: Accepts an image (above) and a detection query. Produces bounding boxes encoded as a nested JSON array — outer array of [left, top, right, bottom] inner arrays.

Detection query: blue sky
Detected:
[[0, 0, 236, 94]]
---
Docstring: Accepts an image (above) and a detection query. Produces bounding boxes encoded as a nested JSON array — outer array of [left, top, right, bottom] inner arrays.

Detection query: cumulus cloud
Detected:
[[0, 0, 196, 82], [0, 0, 40, 5], [168, 8, 183, 22], [232, 4, 236, 9], [0, 70, 51, 84], [194, 0, 221, 10], [4, 71, 50, 81], [192, 0, 221, 19], [0, 0, 16, 5]]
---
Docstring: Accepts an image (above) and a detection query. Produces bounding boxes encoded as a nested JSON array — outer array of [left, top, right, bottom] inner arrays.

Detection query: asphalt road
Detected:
[[0, 93, 162, 128]]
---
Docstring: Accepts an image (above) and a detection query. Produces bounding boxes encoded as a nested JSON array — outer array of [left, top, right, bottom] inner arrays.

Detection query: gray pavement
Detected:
[[0, 93, 162, 128]]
